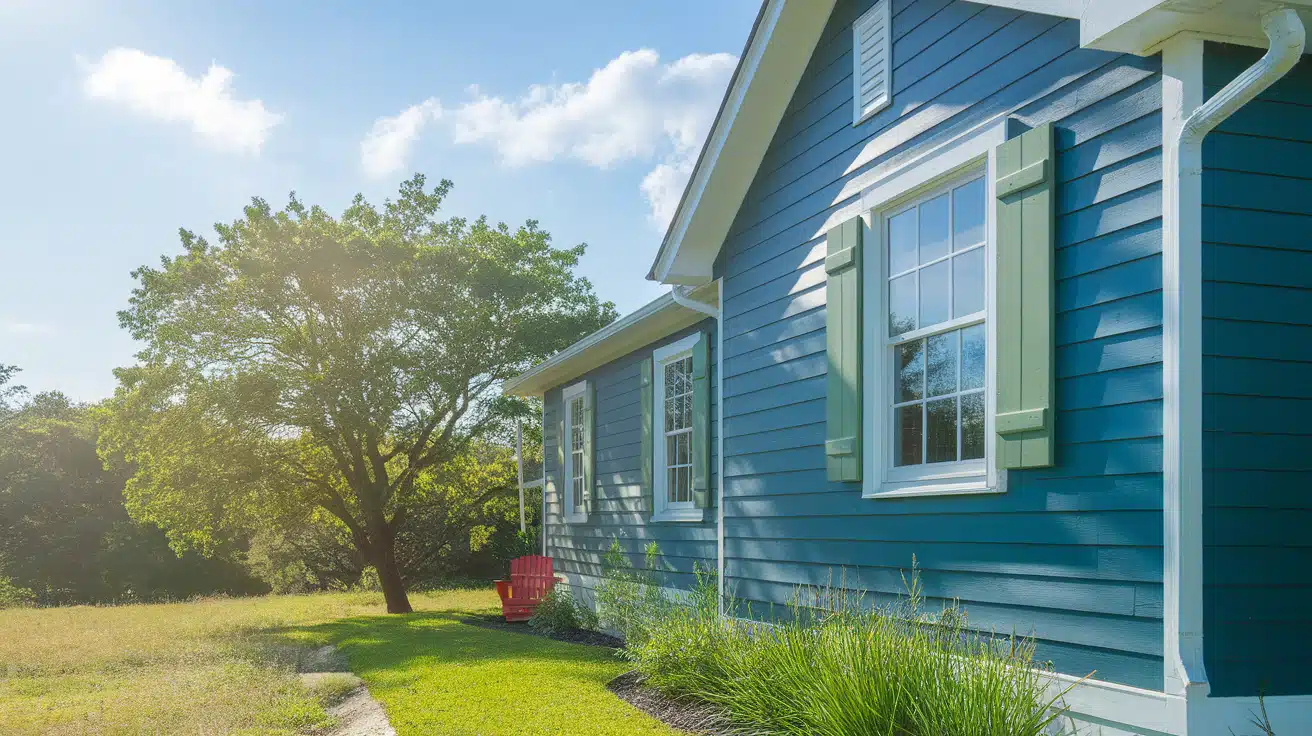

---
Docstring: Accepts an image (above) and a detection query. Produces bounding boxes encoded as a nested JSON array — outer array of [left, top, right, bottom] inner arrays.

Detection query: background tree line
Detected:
[[1, 174, 608, 610]]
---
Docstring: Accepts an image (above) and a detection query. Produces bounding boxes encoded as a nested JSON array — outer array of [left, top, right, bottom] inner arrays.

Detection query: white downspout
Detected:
[[672, 283, 726, 616], [1161, 6, 1305, 704]]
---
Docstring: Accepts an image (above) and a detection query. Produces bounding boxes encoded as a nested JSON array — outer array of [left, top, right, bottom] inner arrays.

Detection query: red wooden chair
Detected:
[[495, 555, 557, 622]]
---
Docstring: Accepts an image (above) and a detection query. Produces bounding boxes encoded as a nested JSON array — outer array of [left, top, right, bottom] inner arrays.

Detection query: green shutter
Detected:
[[691, 332, 712, 508], [583, 381, 595, 514], [995, 122, 1056, 469], [639, 358, 654, 515], [825, 215, 863, 482]]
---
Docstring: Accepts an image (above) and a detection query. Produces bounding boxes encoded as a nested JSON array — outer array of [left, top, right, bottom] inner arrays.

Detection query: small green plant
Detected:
[[0, 576, 35, 609], [529, 588, 599, 634], [594, 538, 668, 644], [623, 560, 1076, 736]]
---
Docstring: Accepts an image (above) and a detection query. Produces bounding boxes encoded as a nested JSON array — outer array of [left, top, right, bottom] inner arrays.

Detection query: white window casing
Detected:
[[860, 120, 1010, 499], [652, 333, 705, 522], [561, 380, 589, 523], [853, 0, 892, 125]]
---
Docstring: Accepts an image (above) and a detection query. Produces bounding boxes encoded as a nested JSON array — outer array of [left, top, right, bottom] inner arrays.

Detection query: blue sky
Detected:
[[0, 0, 758, 401]]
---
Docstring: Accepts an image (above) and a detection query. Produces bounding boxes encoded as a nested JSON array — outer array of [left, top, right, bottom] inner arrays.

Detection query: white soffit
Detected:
[[1079, 0, 1312, 54], [503, 284, 719, 398]]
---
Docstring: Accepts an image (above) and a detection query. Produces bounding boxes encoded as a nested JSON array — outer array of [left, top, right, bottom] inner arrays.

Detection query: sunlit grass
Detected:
[[0, 588, 671, 736], [0, 589, 476, 734]]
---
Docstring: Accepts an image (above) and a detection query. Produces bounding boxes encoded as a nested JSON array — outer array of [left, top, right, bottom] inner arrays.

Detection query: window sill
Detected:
[[863, 479, 1003, 500], [650, 508, 705, 523], [563, 512, 589, 524]]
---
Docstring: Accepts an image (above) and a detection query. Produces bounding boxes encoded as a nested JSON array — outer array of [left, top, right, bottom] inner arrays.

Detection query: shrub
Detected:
[[594, 538, 668, 644], [624, 563, 1075, 736], [528, 588, 598, 634], [0, 576, 35, 609]]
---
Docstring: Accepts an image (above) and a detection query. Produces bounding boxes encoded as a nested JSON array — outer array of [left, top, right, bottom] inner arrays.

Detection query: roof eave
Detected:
[[647, 0, 837, 286], [502, 285, 719, 398]]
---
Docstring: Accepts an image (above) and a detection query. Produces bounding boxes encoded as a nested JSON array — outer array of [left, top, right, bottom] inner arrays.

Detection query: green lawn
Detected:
[[0, 588, 674, 736]]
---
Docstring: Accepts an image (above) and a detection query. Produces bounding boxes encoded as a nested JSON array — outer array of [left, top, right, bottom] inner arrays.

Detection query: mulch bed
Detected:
[[605, 670, 738, 736], [459, 613, 624, 649]]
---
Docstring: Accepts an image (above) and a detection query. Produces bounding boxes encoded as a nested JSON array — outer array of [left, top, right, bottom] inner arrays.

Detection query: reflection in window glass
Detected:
[[569, 395, 586, 511], [662, 356, 694, 504], [887, 174, 987, 468]]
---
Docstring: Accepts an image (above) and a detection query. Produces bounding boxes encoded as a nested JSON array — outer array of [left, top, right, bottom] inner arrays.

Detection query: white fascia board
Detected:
[[502, 285, 718, 398], [650, 0, 835, 286], [968, 0, 1083, 19], [1081, 1, 1312, 55]]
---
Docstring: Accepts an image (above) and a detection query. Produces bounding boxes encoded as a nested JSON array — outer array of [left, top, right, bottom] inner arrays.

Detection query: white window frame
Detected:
[[859, 119, 1010, 499], [561, 380, 589, 523], [651, 333, 705, 523]]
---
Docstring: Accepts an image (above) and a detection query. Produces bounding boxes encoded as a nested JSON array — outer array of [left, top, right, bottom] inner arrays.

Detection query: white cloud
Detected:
[[448, 49, 736, 229], [360, 98, 442, 179], [82, 48, 282, 154]]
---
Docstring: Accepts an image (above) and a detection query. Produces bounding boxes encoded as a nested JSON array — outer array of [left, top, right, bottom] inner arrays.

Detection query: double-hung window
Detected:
[[866, 166, 999, 497], [651, 333, 703, 522], [561, 380, 588, 522]]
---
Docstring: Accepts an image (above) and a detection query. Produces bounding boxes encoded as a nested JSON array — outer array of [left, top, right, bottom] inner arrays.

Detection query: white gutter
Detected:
[[1161, 6, 1305, 701], [671, 285, 720, 317], [1182, 9, 1305, 144]]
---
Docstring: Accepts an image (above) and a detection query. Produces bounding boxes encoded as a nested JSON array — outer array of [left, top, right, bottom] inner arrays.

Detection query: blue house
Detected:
[[504, 1, 1312, 733]]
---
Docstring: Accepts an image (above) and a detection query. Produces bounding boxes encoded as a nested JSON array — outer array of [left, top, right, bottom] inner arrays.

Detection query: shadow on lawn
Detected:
[[266, 610, 624, 684]]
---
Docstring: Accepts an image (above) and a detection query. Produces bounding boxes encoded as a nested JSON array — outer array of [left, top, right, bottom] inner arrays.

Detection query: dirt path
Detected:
[[299, 646, 396, 736]]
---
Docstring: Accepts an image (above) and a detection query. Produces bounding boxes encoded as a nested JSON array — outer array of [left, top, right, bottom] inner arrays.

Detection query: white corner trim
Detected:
[[1161, 32, 1206, 701]]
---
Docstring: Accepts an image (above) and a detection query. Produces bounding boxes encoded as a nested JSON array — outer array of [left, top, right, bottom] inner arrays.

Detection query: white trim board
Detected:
[[503, 284, 717, 398], [1160, 34, 1206, 700], [857, 117, 1010, 500], [650, 0, 836, 285]]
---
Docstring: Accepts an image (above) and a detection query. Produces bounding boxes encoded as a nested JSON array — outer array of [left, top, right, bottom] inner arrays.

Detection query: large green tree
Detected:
[[99, 176, 614, 612], [0, 390, 262, 605]]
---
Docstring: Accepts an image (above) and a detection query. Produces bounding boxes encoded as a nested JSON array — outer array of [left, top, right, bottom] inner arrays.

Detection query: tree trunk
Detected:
[[371, 530, 413, 614]]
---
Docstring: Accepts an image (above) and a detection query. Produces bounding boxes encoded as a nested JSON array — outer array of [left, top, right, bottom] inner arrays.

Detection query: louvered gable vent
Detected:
[[853, 0, 891, 124]]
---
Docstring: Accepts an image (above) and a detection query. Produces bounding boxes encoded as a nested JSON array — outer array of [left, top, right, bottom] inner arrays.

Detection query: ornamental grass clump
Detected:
[[624, 565, 1076, 736]]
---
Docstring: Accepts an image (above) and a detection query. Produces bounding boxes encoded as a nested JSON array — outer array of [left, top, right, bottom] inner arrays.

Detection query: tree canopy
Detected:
[[99, 175, 615, 612]]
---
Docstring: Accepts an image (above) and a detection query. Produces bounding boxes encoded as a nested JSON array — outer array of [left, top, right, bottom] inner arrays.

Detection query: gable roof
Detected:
[[646, 0, 1307, 287], [647, 0, 836, 286]]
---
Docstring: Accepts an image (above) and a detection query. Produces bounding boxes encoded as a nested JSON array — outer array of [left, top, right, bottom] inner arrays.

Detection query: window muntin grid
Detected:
[[886, 175, 987, 468]]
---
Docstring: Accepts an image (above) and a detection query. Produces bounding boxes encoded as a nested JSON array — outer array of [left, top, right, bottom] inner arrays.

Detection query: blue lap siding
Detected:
[[719, 0, 1164, 689], [542, 319, 719, 598], [1201, 43, 1312, 698]]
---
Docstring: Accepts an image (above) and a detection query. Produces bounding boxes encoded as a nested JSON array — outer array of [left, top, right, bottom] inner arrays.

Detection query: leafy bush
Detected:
[[0, 575, 35, 609], [594, 538, 668, 644], [528, 588, 598, 634], [624, 563, 1075, 736]]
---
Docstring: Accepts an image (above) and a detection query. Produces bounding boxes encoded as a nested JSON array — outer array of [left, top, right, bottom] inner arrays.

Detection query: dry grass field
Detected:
[[0, 588, 669, 735]]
